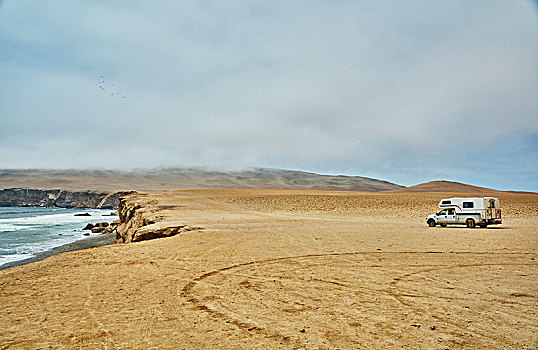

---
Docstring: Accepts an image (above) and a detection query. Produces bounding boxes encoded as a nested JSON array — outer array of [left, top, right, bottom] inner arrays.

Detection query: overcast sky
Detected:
[[0, 1, 537, 191]]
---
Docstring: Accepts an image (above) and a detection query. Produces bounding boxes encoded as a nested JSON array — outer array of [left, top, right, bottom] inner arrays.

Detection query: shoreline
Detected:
[[0, 234, 116, 271]]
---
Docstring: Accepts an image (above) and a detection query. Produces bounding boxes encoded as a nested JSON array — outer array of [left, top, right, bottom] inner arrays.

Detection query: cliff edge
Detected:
[[115, 193, 201, 243]]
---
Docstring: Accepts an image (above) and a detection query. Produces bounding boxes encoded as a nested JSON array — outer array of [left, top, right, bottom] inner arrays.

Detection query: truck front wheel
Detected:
[[466, 218, 476, 228], [427, 219, 436, 227]]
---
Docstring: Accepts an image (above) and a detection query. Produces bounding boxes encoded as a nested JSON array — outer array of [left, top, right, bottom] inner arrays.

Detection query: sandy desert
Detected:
[[1, 190, 537, 349]]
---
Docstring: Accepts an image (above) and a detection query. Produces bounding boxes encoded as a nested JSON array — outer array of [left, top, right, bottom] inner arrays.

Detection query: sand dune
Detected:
[[1, 190, 536, 349]]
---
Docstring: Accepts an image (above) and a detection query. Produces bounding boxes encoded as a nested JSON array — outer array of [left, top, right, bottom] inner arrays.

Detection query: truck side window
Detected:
[[448, 209, 455, 215], [463, 202, 474, 209]]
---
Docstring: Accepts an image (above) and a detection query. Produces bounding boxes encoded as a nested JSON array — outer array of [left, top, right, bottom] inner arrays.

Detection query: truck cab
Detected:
[[426, 197, 502, 228], [435, 208, 456, 225]]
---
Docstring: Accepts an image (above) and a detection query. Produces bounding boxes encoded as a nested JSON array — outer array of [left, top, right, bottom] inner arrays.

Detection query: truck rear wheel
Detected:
[[466, 218, 476, 228], [427, 219, 436, 227]]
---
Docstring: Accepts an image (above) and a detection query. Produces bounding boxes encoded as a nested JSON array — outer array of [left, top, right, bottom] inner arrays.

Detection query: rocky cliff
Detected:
[[114, 193, 201, 243], [0, 188, 125, 209]]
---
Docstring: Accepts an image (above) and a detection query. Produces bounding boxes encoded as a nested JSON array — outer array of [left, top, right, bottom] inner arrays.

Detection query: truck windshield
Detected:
[[437, 210, 447, 215]]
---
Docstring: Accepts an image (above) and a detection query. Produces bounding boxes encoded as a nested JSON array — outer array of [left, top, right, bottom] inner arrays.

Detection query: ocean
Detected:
[[0, 206, 118, 267]]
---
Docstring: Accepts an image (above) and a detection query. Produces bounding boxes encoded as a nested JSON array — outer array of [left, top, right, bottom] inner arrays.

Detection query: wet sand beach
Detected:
[[0, 234, 116, 271], [1, 190, 537, 349]]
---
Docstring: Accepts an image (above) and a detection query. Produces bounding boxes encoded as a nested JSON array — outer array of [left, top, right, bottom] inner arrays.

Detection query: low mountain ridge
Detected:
[[0, 168, 403, 192], [399, 180, 502, 193]]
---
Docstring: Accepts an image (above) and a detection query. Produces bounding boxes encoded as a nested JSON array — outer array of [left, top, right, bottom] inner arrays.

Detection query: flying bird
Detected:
[[98, 75, 127, 99]]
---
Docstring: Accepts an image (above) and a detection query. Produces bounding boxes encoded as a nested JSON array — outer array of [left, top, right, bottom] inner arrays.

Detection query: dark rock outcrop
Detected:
[[0, 188, 125, 209], [82, 220, 120, 234], [90, 222, 110, 233], [102, 220, 120, 234]]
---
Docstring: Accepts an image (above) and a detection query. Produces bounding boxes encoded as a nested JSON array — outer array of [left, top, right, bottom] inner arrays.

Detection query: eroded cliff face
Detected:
[[0, 188, 124, 209], [115, 193, 201, 243]]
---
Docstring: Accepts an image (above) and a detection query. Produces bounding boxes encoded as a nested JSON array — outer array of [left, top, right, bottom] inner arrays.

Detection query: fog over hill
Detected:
[[2, 169, 533, 194], [0, 168, 403, 192]]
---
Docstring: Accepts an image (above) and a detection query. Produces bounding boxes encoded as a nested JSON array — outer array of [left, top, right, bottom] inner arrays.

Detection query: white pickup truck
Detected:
[[426, 197, 502, 228]]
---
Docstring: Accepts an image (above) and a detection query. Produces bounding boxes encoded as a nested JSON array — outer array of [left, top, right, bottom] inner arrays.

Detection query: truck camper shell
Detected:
[[427, 197, 502, 228]]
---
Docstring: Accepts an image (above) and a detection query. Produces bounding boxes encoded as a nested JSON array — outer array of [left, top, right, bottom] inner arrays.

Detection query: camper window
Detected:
[[463, 202, 474, 209], [442, 200, 451, 205]]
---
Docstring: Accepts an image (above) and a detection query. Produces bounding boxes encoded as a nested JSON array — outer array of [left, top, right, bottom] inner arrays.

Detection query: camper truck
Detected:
[[426, 197, 502, 228]]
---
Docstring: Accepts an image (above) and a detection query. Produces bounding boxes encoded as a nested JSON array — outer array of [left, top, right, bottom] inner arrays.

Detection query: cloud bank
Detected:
[[0, 1, 537, 190]]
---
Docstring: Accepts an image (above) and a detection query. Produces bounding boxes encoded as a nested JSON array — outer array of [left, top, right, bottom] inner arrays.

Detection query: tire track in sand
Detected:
[[388, 261, 538, 347], [180, 251, 536, 347]]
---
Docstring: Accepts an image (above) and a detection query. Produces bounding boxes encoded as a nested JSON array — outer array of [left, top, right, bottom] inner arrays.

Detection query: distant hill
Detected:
[[0, 168, 403, 192], [398, 180, 501, 193]]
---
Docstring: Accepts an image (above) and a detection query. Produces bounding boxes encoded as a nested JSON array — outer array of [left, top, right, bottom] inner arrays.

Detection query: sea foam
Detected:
[[0, 207, 117, 267]]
